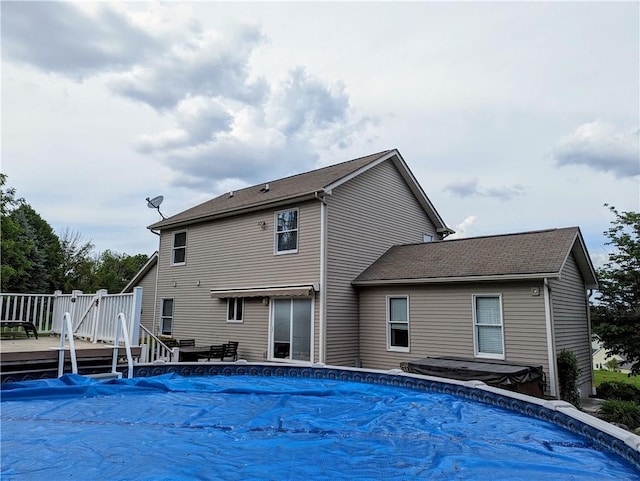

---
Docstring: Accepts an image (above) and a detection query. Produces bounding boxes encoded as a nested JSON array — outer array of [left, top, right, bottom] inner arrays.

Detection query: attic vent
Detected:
[[260, 183, 270, 192]]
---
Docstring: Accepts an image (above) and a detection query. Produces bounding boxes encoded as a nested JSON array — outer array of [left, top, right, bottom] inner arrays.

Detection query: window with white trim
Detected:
[[172, 231, 187, 265], [227, 298, 244, 322], [473, 295, 504, 359], [160, 298, 174, 336], [275, 208, 298, 254], [387, 296, 409, 351]]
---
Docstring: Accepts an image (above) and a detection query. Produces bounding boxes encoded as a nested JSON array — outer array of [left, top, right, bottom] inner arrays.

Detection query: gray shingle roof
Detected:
[[150, 150, 393, 230], [354, 227, 597, 288]]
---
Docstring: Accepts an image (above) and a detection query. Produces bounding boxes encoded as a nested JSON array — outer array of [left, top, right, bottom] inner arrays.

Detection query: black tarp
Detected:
[[400, 357, 545, 395]]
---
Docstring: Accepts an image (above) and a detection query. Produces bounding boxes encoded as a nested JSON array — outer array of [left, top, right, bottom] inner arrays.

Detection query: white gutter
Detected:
[[544, 278, 558, 397], [318, 193, 328, 364], [353, 272, 561, 286]]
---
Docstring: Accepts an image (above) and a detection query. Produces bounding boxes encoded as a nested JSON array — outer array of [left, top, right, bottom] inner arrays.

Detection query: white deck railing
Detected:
[[1, 288, 189, 367], [0, 293, 56, 332], [138, 324, 179, 363], [1, 288, 143, 347]]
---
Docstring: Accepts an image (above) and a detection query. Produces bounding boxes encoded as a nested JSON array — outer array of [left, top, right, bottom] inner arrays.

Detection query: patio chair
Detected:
[[179, 339, 195, 347], [162, 338, 179, 349], [199, 344, 225, 362], [223, 341, 238, 361]]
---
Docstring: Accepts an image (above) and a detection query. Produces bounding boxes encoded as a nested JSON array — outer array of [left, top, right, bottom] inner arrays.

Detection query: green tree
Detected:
[[7, 204, 63, 292], [1, 174, 29, 291], [93, 250, 148, 293], [58, 228, 96, 292], [592, 205, 640, 375]]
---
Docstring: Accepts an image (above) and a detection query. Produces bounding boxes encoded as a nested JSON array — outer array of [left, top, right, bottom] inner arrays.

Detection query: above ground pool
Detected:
[[2, 370, 639, 480]]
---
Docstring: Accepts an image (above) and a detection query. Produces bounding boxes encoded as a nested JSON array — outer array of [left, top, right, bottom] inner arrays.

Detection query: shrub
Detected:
[[557, 349, 581, 407], [598, 400, 640, 430], [597, 381, 640, 403]]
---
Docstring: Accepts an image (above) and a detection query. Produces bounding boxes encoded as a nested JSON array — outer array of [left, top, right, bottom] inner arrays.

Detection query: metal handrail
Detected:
[[112, 313, 134, 378], [57, 312, 78, 376]]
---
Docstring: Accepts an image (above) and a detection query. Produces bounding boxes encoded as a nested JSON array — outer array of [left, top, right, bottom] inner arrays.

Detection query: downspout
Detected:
[[544, 278, 558, 397], [316, 192, 327, 365], [586, 288, 596, 396], [151, 229, 160, 336]]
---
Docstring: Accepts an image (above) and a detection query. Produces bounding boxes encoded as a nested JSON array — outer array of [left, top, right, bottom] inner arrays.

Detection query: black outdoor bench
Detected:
[[0, 321, 39, 339]]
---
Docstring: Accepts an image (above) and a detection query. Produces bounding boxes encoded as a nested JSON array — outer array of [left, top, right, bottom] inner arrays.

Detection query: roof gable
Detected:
[[148, 149, 451, 234], [353, 227, 598, 288], [121, 251, 158, 293]]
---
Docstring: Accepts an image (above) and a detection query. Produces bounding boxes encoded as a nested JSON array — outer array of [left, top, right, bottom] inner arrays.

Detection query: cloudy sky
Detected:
[[2, 2, 638, 267]]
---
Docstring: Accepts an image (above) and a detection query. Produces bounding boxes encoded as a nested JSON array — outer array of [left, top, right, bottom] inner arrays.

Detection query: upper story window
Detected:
[[387, 296, 410, 352], [172, 231, 186, 265], [275, 208, 298, 254], [473, 294, 505, 359], [227, 298, 244, 323]]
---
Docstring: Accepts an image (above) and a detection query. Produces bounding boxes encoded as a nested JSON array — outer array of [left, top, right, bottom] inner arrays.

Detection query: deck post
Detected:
[[130, 287, 143, 346]]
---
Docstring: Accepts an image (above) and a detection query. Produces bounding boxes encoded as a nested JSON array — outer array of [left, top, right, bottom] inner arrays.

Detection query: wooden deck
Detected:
[[0, 335, 141, 379]]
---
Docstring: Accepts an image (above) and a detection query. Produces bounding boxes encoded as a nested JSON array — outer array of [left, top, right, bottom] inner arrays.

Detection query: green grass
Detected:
[[594, 370, 640, 389]]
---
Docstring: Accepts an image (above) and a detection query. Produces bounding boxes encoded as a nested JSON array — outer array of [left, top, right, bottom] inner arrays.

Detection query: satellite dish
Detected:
[[146, 195, 166, 219], [146, 196, 164, 209]]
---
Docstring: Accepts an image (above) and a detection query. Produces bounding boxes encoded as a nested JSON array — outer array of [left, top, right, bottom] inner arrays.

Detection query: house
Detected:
[[352, 228, 598, 398], [130, 149, 598, 400], [141, 150, 452, 366], [592, 337, 631, 374]]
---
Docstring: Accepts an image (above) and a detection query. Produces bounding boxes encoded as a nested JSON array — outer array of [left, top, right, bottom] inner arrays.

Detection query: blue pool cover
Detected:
[[1, 373, 638, 480]]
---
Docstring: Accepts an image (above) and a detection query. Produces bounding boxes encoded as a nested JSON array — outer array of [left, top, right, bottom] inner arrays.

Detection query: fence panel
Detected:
[[2, 289, 143, 345], [1, 293, 56, 333]]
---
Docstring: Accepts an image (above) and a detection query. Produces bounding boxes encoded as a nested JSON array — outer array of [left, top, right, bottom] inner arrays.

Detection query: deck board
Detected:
[[1, 336, 141, 365]]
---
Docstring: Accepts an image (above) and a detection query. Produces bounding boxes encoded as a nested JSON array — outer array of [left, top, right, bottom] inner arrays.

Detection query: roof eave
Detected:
[[148, 192, 320, 231], [352, 272, 561, 286]]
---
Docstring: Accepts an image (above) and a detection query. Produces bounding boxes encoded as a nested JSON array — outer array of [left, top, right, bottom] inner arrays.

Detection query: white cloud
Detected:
[[447, 216, 478, 239], [135, 96, 233, 152], [2, 1, 637, 259], [444, 178, 525, 201], [2, 2, 160, 78], [552, 121, 639, 178], [109, 24, 269, 110]]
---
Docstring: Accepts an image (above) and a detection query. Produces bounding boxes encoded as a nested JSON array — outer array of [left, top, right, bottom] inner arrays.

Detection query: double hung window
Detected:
[[227, 298, 244, 322], [172, 231, 186, 265], [473, 295, 504, 359], [275, 209, 298, 254], [387, 296, 409, 351], [160, 298, 174, 336]]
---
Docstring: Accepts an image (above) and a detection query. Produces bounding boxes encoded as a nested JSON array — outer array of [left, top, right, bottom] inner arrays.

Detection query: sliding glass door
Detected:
[[272, 298, 311, 361]]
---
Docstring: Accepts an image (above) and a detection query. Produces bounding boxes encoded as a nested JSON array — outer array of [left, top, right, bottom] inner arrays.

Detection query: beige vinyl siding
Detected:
[[325, 160, 439, 366], [154, 200, 321, 361], [551, 253, 593, 397], [358, 282, 552, 393], [134, 260, 158, 333]]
